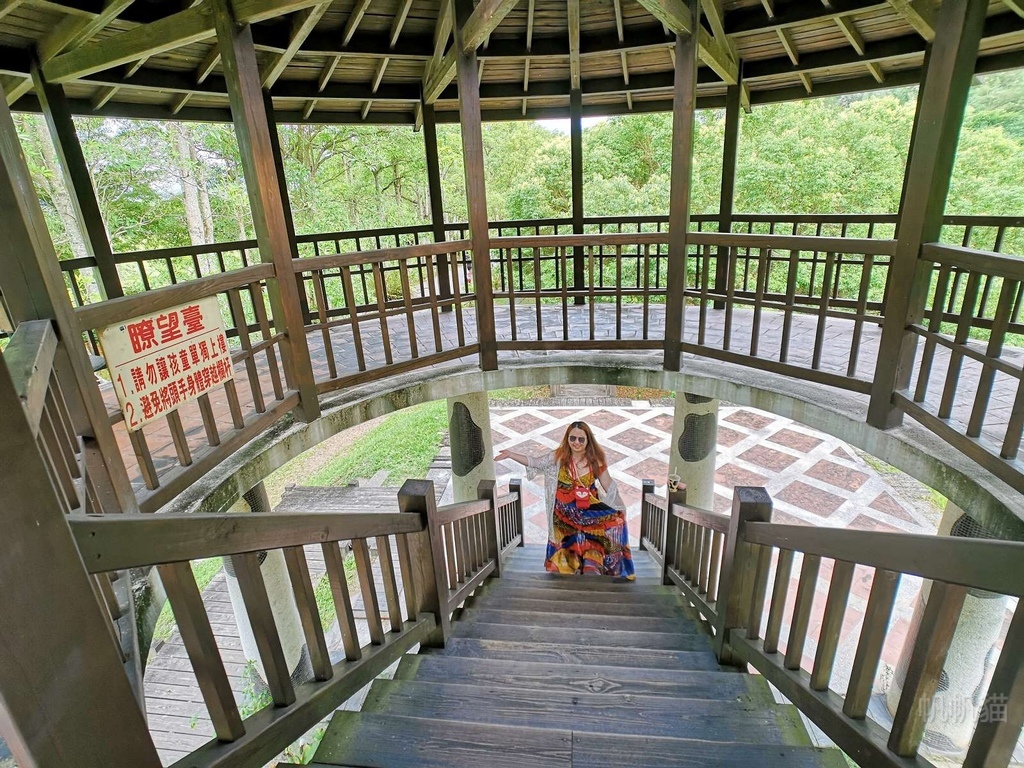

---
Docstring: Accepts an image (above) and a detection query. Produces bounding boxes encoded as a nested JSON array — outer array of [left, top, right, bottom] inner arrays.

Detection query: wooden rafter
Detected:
[[372, 56, 389, 92], [342, 0, 373, 46], [422, 0, 455, 104], [3, 74, 31, 106], [0, 0, 23, 22], [125, 55, 148, 77], [612, 0, 624, 42], [302, 99, 316, 119], [799, 71, 812, 93], [1004, 0, 1024, 19], [634, 0, 738, 84], [760, 0, 775, 18], [777, 26, 799, 64], [261, 2, 331, 88], [835, 15, 865, 56], [887, 0, 936, 41], [196, 46, 221, 83], [739, 80, 751, 112], [866, 61, 885, 82], [37, 0, 135, 63], [91, 84, 118, 108], [390, 0, 414, 48], [526, 0, 535, 48], [170, 91, 191, 113], [461, 0, 521, 54], [568, 0, 580, 90]]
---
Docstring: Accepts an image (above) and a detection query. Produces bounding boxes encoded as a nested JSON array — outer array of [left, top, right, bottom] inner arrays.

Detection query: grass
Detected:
[[151, 557, 224, 645], [307, 400, 448, 487], [488, 385, 551, 401], [616, 386, 672, 400]]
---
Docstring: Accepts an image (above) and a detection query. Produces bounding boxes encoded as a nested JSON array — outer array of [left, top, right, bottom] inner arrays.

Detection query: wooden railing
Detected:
[[644, 485, 1024, 768], [293, 239, 478, 393], [74, 264, 299, 512], [62, 477, 521, 768]]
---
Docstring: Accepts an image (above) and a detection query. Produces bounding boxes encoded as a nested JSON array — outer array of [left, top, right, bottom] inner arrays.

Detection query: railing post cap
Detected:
[[398, 478, 434, 499], [732, 486, 772, 520]]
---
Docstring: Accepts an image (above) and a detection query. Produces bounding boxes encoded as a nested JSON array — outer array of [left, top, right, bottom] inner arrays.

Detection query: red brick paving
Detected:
[[503, 413, 550, 433], [585, 410, 629, 429], [614, 427, 664, 451], [717, 426, 746, 447], [724, 409, 775, 430], [739, 444, 800, 472], [767, 428, 823, 453], [715, 463, 771, 489], [642, 413, 674, 432], [776, 480, 846, 516], [806, 459, 869, 491], [869, 491, 920, 525], [625, 457, 669, 482]]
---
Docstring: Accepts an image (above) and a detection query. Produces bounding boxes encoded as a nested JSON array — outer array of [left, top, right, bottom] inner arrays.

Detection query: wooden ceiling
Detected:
[[0, 0, 1022, 125]]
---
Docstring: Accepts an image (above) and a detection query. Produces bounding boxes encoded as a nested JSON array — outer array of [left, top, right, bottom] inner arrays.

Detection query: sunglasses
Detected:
[[568, 435, 587, 443]]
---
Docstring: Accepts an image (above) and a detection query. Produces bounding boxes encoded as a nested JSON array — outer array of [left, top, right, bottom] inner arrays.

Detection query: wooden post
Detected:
[[422, 101, 453, 308], [509, 477, 525, 547], [397, 479, 449, 647], [661, 485, 687, 586], [640, 479, 656, 551], [570, 87, 585, 305], [714, 82, 741, 310], [31, 63, 123, 301], [0, 81, 137, 514], [264, 91, 312, 327], [0, 353, 161, 767], [867, 0, 987, 429], [478, 478, 501, 576], [713, 486, 773, 665], [211, 0, 319, 421], [662, 0, 700, 372], [453, 0, 497, 371]]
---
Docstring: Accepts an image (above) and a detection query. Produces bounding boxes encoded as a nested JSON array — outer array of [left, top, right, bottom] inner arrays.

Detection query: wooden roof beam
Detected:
[[342, 0, 373, 46], [526, 0, 535, 48], [461, 0, 521, 54], [390, 0, 414, 48], [726, 1, 886, 35], [777, 26, 798, 64], [760, 0, 775, 19], [568, 0, 580, 89], [261, 1, 331, 88], [635, 0, 738, 84], [91, 83, 117, 108], [612, 0, 624, 42], [196, 45, 221, 82], [0, 0, 25, 22], [866, 61, 885, 82], [835, 15, 866, 55], [3, 75, 31, 105], [37, 0, 135, 63], [887, 0, 936, 42], [423, 0, 455, 104], [1004, 0, 1024, 18], [43, 0, 330, 83]]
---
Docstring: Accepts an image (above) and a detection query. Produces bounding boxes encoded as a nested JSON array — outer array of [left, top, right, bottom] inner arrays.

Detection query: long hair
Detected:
[[554, 421, 607, 476]]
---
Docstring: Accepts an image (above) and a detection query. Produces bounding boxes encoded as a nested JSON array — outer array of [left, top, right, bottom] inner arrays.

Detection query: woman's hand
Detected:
[[495, 449, 517, 464]]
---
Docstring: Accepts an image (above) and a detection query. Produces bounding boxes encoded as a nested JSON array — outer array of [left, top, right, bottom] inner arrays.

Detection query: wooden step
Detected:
[[500, 560, 663, 575], [306, 712, 847, 768], [360, 680, 808, 743], [478, 581, 682, 602], [433, 637, 721, 670], [395, 654, 770, 702], [467, 594, 689, 618], [497, 573, 666, 587], [457, 606, 699, 634], [452, 620, 711, 650]]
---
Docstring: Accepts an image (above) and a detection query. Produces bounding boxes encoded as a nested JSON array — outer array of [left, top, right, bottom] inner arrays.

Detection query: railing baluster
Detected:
[[396, 533, 418, 620], [745, 544, 773, 640], [340, 265, 366, 372], [282, 546, 333, 681], [889, 581, 968, 757], [914, 263, 952, 403], [128, 429, 158, 490], [226, 287, 266, 413], [811, 251, 836, 370], [784, 553, 821, 671], [312, 270, 338, 379], [399, 259, 418, 359], [375, 535, 405, 632], [351, 538, 385, 645], [229, 552, 296, 706], [248, 283, 285, 400], [158, 561, 245, 740], [938, 271, 981, 419], [698, 527, 712, 594], [844, 568, 900, 719], [371, 263, 394, 366], [968, 278, 1017, 437], [763, 548, 794, 654], [707, 530, 723, 604], [322, 540, 361, 661], [809, 558, 855, 690]]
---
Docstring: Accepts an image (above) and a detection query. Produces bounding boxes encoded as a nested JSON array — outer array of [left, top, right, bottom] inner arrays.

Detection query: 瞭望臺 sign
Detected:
[[99, 296, 233, 431]]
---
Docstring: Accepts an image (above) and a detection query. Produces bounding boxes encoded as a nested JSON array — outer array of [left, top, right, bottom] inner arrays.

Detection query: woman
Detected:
[[496, 421, 635, 580]]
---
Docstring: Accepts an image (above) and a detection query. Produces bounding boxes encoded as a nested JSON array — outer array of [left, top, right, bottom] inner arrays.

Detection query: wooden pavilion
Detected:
[[1, 1, 1023, 767]]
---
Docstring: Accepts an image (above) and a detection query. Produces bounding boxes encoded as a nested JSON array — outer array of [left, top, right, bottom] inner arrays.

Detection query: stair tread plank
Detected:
[[453, 621, 711, 650], [469, 595, 688, 617], [459, 607, 699, 633], [495, 574, 667, 589], [477, 584, 685, 605], [313, 712, 572, 767], [434, 637, 721, 670], [360, 680, 806, 742], [397, 654, 770, 701]]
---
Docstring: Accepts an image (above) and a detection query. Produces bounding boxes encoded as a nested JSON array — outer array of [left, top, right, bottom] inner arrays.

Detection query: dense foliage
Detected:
[[12, 72, 1024, 263]]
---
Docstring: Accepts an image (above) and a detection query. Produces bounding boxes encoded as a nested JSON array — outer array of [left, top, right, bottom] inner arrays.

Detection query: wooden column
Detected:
[[0, 82, 137, 514], [570, 87, 585, 305], [453, 0, 497, 370], [662, 0, 701, 372], [422, 101, 453, 306], [212, 0, 320, 421], [0, 352, 161, 767], [264, 92, 312, 326], [867, 0, 987, 429], [32, 64, 123, 300], [714, 82, 741, 310]]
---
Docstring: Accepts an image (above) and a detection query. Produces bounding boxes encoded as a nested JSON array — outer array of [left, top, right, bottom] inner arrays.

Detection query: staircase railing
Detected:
[[643, 484, 1024, 768], [63, 477, 521, 768]]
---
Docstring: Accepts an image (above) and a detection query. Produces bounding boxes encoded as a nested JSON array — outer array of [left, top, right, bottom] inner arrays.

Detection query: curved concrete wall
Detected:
[[170, 353, 1024, 539]]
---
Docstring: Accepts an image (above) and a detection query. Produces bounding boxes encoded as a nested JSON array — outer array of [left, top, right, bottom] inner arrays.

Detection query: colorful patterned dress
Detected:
[[544, 463, 635, 579]]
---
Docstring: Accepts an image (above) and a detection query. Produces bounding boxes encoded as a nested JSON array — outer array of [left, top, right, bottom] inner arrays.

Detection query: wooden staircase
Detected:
[[294, 545, 847, 768]]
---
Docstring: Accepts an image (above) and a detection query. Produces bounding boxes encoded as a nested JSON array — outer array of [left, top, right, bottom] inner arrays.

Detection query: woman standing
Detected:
[[496, 421, 635, 580]]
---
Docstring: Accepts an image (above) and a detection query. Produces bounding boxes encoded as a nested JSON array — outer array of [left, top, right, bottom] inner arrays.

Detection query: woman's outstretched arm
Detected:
[[495, 448, 533, 466], [597, 467, 624, 511]]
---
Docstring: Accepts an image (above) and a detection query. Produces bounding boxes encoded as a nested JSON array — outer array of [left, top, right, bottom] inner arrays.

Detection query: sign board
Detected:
[[99, 296, 233, 432]]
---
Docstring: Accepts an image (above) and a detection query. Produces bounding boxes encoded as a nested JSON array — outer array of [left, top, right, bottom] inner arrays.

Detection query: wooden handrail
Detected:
[[4, 320, 57, 434], [670, 501, 730, 534], [742, 521, 1024, 596], [70, 511, 426, 572], [75, 263, 275, 330], [293, 239, 472, 272], [433, 498, 492, 526], [921, 242, 1024, 279]]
